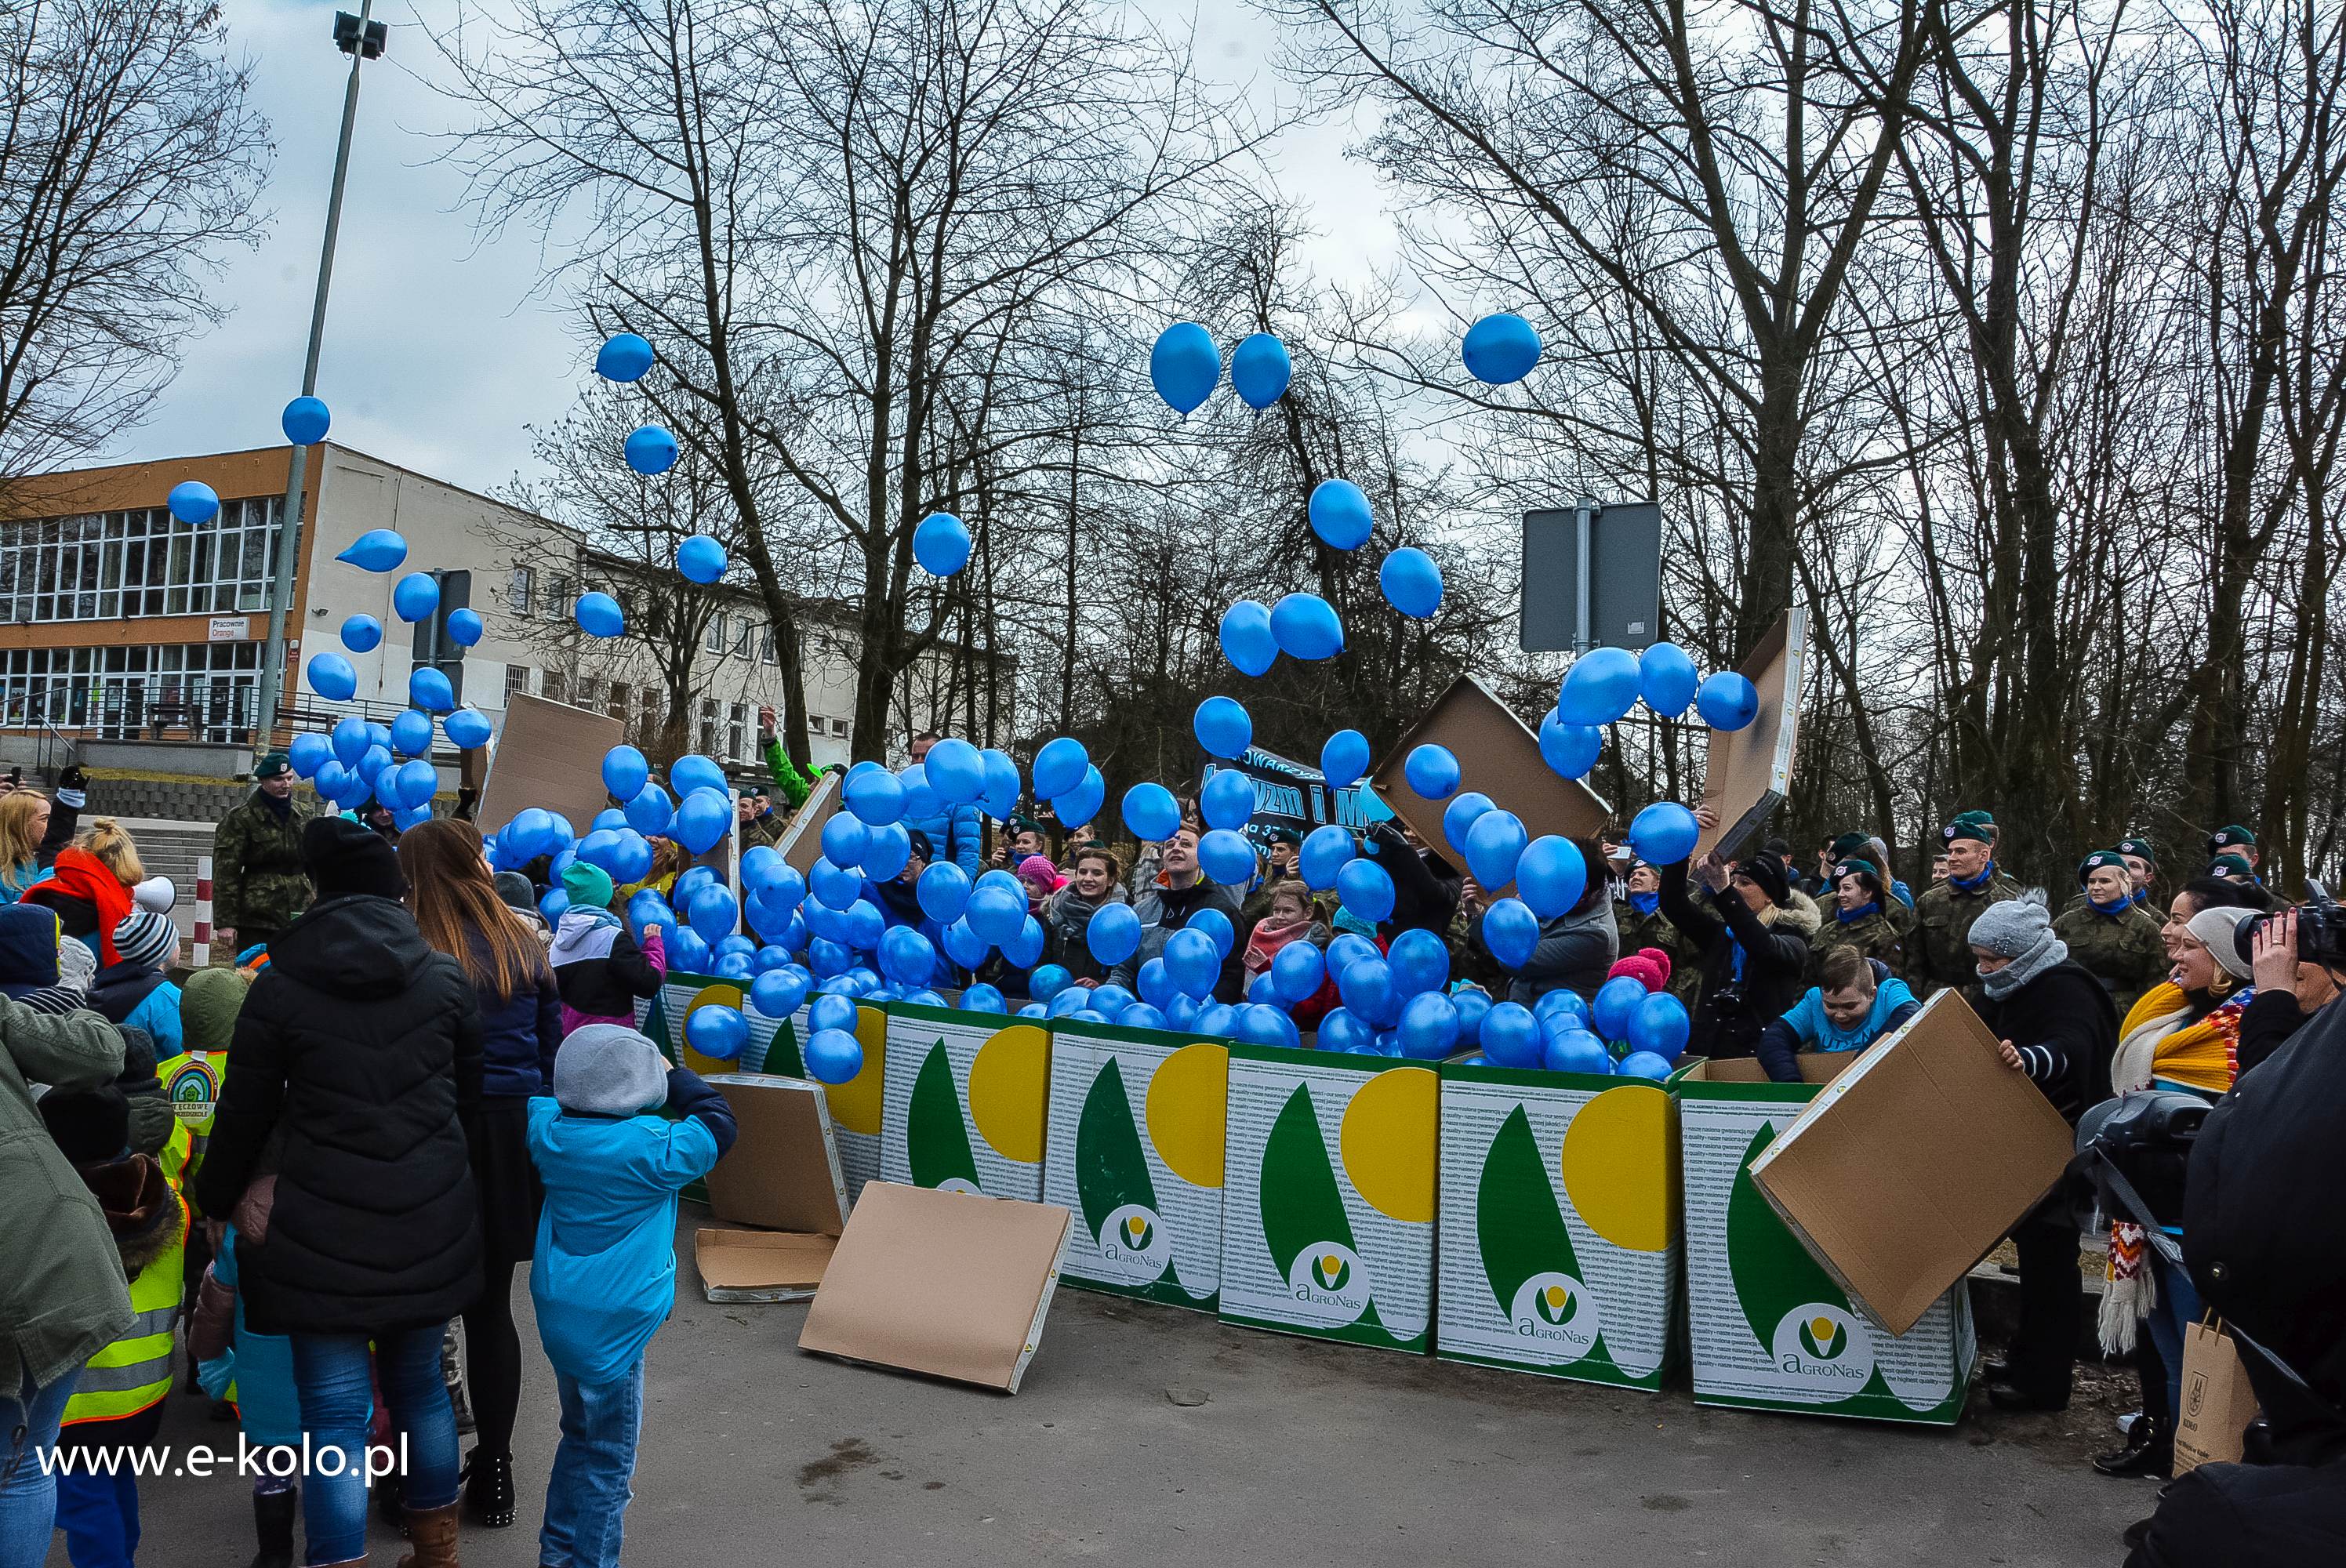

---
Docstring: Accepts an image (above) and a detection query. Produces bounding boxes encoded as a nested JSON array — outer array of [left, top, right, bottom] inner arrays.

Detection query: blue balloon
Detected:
[[1516, 836, 1589, 920], [1442, 791, 1494, 855], [750, 968, 811, 1019], [1462, 311, 1542, 384], [1299, 825, 1353, 891], [408, 667, 454, 714], [1161, 927, 1220, 998], [671, 754, 727, 798], [1379, 547, 1443, 619], [539, 888, 571, 926], [1481, 897, 1539, 969], [841, 766, 903, 826], [1121, 783, 1179, 843], [332, 715, 371, 765], [1016, 1002, 1050, 1019], [1161, 994, 1201, 1029], [965, 883, 1026, 947], [610, 830, 654, 885], [924, 739, 984, 805], [1535, 986, 1592, 1030], [1640, 642, 1700, 717], [390, 710, 434, 757], [1629, 800, 1701, 866], [1318, 1007, 1373, 1054], [1592, 975, 1650, 1041], [879, 927, 938, 986], [1200, 768, 1255, 832], [1559, 646, 1641, 725], [445, 706, 493, 751], [1031, 736, 1088, 800], [338, 615, 381, 655], [1308, 479, 1373, 550], [1538, 710, 1603, 781], [1465, 808, 1527, 889], [1120, 1003, 1168, 1031], [913, 512, 972, 577], [391, 572, 440, 623], [961, 983, 1008, 1014], [1338, 957, 1396, 1027], [1233, 1004, 1294, 1047], [686, 1004, 747, 1062], [281, 395, 332, 445], [1195, 1002, 1238, 1039], [1398, 993, 1460, 1059], [507, 807, 557, 858], [1048, 985, 1095, 1019], [674, 788, 729, 855], [1618, 1049, 1676, 1081], [1030, 964, 1073, 1004], [1229, 332, 1291, 409], [356, 743, 393, 786], [820, 812, 870, 868], [575, 591, 625, 638], [1269, 939, 1326, 1004], [677, 534, 727, 584], [288, 733, 332, 779], [1697, 671, 1761, 731], [596, 332, 655, 382], [1544, 1028, 1613, 1076], [1335, 858, 1393, 923], [1087, 902, 1142, 967], [940, 918, 988, 971], [1480, 1001, 1542, 1067], [1051, 765, 1105, 833], [808, 993, 860, 1036], [673, 866, 718, 912], [394, 804, 434, 832], [1001, 916, 1044, 969], [1193, 696, 1251, 760], [1218, 599, 1276, 677], [623, 784, 672, 836], [1404, 744, 1460, 800], [1387, 927, 1451, 998], [805, 938, 852, 978], [167, 481, 219, 524], [624, 424, 678, 475], [857, 822, 907, 887], [668, 927, 712, 973], [446, 608, 484, 647], [1196, 828, 1255, 887], [336, 528, 408, 572], [1149, 322, 1220, 415], [306, 653, 357, 702], [579, 828, 625, 871], [1187, 906, 1237, 960], [979, 749, 1022, 820], [842, 898, 886, 953], [1320, 729, 1370, 789], [1629, 993, 1691, 1059], [804, 1028, 864, 1085], [1269, 593, 1343, 661], [915, 862, 969, 924], [1454, 987, 1492, 1044], [601, 745, 648, 801], [1135, 958, 1176, 1009], [391, 759, 438, 811]]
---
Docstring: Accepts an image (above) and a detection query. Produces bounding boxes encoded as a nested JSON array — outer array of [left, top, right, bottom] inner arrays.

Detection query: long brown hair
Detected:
[[400, 818, 548, 1004]]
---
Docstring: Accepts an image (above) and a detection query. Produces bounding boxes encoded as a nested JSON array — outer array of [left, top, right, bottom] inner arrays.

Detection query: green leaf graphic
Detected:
[[1477, 1105, 1582, 1311], [1076, 1057, 1158, 1238], [1259, 1083, 1354, 1276], [906, 1040, 979, 1190], [1728, 1122, 1846, 1340]]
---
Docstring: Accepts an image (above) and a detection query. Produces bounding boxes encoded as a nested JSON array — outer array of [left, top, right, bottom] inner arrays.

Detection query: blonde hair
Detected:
[[78, 818, 145, 885], [0, 790, 46, 869]]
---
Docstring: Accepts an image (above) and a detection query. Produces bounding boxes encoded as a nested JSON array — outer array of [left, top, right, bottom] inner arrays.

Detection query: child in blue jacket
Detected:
[[1756, 950, 1921, 1083], [528, 1024, 736, 1568]]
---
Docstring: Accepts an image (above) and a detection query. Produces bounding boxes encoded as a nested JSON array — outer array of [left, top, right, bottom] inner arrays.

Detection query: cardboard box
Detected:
[[881, 1002, 1051, 1201], [1435, 1060, 1684, 1388], [1041, 1018, 1228, 1311], [701, 1074, 848, 1236], [2174, 1318, 2262, 1472], [798, 1181, 1070, 1393], [695, 1227, 835, 1303], [1678, 1054, 1975, 1424], [775, 767, 841, 878], [1749, 990, 2074, 1337], [1218, 1044, 1437, 1353], [1370, 675, 1611, 855], [477, 694, 626, 840], [1694, 609, 1807, 861]]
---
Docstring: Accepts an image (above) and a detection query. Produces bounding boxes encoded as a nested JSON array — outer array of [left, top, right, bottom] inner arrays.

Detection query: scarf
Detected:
[[1836, 900, 1880, 925], [1949, 860, 1999, 895], [2130, 887, 2149, 906], [1627, 891, 1660, 917], [2099, 982, 2251, 1352], [1979, 931, 2067, 1000], [2089, 894, 2134, 916], [23, 848, 133, 966], [1242, 914, 1318, 977]]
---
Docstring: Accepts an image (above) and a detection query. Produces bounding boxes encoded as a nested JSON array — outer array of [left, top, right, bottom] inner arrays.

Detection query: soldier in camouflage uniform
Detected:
[[1810, 858, 1908, 981], [210, 753, 317, 954], [1910, 816, 2023, 996], [2117, 836, 2159, 910], [1614, 861, 1700, 1005], [2054, 849, 2169, 1018]]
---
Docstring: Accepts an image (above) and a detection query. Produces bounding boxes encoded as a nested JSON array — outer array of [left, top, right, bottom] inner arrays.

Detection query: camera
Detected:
[[2239, 879, 2346, 969]]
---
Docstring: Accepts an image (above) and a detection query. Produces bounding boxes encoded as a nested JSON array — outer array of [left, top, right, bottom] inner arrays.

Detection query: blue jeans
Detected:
[[291, 1326, 459, 1566], [2146, 1250, 2206, 1423], [53, 1466, 139, 1567], [540, 1362, 645, 1568], [0, 1363, 78, 1568]]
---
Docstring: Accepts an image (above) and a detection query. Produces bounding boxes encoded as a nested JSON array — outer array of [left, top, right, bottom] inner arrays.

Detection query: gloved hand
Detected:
[[54, 763, 88, 808]]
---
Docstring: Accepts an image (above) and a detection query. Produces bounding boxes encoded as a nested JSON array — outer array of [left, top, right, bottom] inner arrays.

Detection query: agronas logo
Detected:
[[1509, 1272, 1600, 1357], [1771, 1304, 1872, 1386], [1284, 1240, 1371, 1320], [1095, 1202, 1171, 1283]]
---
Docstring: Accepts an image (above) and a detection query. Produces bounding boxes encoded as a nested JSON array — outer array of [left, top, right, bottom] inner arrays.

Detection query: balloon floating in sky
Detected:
[[336, 528, 407, 572], [1320, 728, 1370, 789], [1149, 322, 1220, 415], [601, 744, 648, 801], [1538, 710, 1602, 780], [340, 615, 381, 653], [1404, 743, 1460, 800], [447, 608, 484, 647], [1515, 835, 1588, 919], [1640, 642, 1699, 717], [444, 708, 493, 750], [1629, 800, 1701, 866], [595, 332, 655, 383], [391, 572, 440, 623], [1697, 670, 1760, 731], [1218, 599, 1276, 677], [1379, 546, 1443, 619], [1557, 645, 1642, 725], [1193, 695, 1252, 760], [307, 652, 357, 702], [409, 667, 455, 713], [1462, 311, 1542, 385], [1269, 592, 1343, 660], [913, 511, 971, 577], [575, 591, 625, 638], [1032, 735, 1088, 800], [390, 710, 434, 757], [1122, 783, 1179, 843], [623, 424, 677, 476], [676, 534, 727, 584], [1230, 332, 1291, 410], [167, 481, 219, 525], [288, 733, 331, 779], [1308, 478, 1373, 550], [281, 396, 332, 446]]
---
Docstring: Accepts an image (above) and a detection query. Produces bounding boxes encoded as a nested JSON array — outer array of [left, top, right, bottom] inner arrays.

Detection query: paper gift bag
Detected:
[[2174, 1316, 2262, 1473]]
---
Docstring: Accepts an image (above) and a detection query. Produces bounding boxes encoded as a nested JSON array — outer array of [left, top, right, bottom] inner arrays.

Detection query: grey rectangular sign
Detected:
[[1520, 501, 1663, 652]]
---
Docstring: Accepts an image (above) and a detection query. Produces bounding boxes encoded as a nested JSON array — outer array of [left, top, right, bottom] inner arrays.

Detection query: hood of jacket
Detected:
[[79, 1154, 183, 1276], [1764, 889, 1825, 938], [265, 894, 438, 1000], [550, 906, 626, 966], [0, 902, 62, 996]]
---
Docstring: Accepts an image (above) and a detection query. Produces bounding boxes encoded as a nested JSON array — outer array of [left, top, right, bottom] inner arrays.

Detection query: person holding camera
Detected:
[[2241, 905, 2344, 1075]]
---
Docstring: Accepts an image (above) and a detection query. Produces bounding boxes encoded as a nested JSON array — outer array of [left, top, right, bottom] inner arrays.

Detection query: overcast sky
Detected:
[[112, 0, 1405, 497]]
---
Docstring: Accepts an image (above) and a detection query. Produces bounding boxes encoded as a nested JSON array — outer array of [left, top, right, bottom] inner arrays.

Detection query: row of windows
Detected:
[[0, 643, 263, 742], [505, 567, 784, 666], [0, 501, 289, 623]]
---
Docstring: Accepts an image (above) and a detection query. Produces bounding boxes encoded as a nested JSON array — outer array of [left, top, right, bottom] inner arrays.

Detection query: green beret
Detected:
[[1952, 809, 1996, 829], [253, 752, 293, 780], [2117, 837, 2155, 865], [1833, 858, 1883, 889], [1941, 821, 1992, 847], [2077, 850, 2128, 887], [1828, 831, 1870, 858], [2210, 853, 2257, 880], [2207, 824, 2257, 855]]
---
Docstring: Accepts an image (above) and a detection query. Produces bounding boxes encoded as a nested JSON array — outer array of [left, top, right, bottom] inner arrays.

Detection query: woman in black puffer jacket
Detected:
[[1658, 849, 1820, 1060], [197, 817, 482, 1568]]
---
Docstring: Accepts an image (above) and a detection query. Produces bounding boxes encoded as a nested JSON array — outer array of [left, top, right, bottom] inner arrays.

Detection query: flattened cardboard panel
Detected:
[[776, 768, 841, 878], [799, 1181, 1070, 1393], [696, 1228, 835, 1302], [702, 1075, 848, 1237], [1436, 1062, 1681, 1388], [1370, 675, 1610, 855], [1218, 1045, 1436, 1353], [477, 694, 626, 839], [1677, 1073, 1974, 1423], [1694, 610, 1807, 861], [1041, 1020, 1227, 1310], [1750, 990, 2072, 1337], [881, 1004, 1048, 1202]]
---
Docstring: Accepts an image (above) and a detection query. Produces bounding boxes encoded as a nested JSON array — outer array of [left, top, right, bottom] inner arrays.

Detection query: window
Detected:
[[734, 619, 751, 656], [579, 676, 604, 713], [0, 642, 263, 742], [607, 680, 629, 720], [543, 668, 568, 704], [0, 499, 289, 623], [706, 614, 726, 655], [698, 699, 718, 755], [503, 664, 531, 703], [728, 703, 749, 762], [546, 574, 571, 618], [637, 687, 660, 742], [759, 627, 776, 666], [507, 566, 534, 617]]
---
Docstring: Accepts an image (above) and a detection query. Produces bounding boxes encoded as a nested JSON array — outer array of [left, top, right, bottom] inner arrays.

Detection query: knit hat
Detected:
[[1607, 947, 1672, 994], [40, 1086, 130, 1167], [57, 935, 96, 993], [2117, 837, 2156, 866], [552, 1023, 670, 1116], [180, 967, 250, 1054], [112, 909, 176, 971], [253, 753, 293, 781], [1734, 855, 1789, 907], [300, 815, 405, 900], [2076, 850, 2129, 888], [2184, 906, 2256, 982], [1967, 895, 2052, 959], [903, 828, 935, 864], [1941, 818, 1992, 847], [492, 870, 538, 910], [561, 859, 616, 912], [2207, 824, 2257, 856], [2209, 853, 2257, 881], [1016, 855, 1063, 895]]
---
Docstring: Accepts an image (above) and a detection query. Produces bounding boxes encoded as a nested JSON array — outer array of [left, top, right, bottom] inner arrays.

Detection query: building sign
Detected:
[[208, 616, 252, 642]]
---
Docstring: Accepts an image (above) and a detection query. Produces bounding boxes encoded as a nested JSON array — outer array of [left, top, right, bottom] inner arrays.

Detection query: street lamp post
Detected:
[[251, 4, 385, 751]]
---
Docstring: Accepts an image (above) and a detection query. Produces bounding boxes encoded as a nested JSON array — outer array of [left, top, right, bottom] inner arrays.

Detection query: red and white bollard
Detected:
[[194, 855, 213, 967]]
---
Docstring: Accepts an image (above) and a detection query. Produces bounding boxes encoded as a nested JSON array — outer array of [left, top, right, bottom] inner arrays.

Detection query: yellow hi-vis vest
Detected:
[[154, 1048, 219, 1194], [64, 1190, 187, 1425]]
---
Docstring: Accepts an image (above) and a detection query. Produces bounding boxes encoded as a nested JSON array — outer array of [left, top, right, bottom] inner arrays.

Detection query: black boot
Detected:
[[463, 1446, 515, 1528], [2094, 1416, 2173, 1479], [249, 1485, 296, 1568]]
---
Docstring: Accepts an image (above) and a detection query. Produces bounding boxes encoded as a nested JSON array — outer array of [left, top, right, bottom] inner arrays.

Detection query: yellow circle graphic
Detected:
[[1337, 1065, 1438, 1224], [680, 984, 743, 1075], [1143, 1041, 1229, 1189], [967, 1024, 1051, 1164], [1559, 1083, 1675, 1252], [823, 1004, 889, 1136]]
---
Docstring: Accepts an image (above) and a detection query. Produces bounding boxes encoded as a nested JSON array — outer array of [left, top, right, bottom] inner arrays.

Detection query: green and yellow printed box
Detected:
[[880, 1003, 1051, 1202]]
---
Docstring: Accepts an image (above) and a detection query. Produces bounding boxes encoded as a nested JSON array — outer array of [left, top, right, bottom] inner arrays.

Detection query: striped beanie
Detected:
[[113, 908, 177, 971]]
